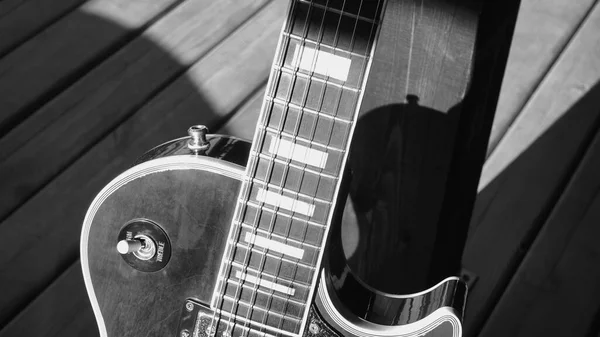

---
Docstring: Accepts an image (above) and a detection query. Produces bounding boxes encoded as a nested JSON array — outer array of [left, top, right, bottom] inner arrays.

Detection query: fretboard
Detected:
[[211, 1, 384, 336]]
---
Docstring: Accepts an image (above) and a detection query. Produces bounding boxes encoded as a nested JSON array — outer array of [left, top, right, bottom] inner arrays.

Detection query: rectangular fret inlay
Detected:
[[212, 0, 384, 335], [256, 188, 315, 217], [268, 135, 328, 168], [292, 45, 352, 81], [244, 232, 305, 259], [235, 271, 295, 296]]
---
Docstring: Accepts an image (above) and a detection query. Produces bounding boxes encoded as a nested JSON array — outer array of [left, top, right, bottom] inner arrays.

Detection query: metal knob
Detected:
[[117, 235, 156, 260], [187, 125, 210, 152], [117, 239, 143, 254]]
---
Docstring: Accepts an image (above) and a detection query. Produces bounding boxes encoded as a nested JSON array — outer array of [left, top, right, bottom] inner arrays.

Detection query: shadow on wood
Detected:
[[463, 80, 600, 336], [0, 1, 278, 334]]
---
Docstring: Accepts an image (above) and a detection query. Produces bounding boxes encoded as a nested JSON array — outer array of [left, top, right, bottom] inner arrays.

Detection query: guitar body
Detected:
[[81, 0, 520, 336], [81, 135, 465, 337]]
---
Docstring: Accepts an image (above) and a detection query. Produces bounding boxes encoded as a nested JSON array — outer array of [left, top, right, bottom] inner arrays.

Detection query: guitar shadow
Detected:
[[340, 95, 465, 294]]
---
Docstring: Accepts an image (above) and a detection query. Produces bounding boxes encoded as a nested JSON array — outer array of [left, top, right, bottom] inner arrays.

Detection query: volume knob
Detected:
[[117, 239, 143, 254]]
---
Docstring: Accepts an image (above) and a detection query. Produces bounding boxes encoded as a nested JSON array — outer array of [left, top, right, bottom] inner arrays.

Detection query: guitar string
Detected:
[[232, 0, 381, 334], [212, 0, 320, 335], [245, 0, 383, 334], [271, 0, 383, 334], [268, 0, 348, 333], [207, 0, 307, 332], [211, 0, 383, 335], [235, 0, 335, 334]]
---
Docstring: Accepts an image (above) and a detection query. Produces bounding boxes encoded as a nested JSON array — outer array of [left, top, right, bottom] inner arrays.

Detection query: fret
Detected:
[[275, 63, 361, 91], [213, 308, 297, 337], [248, 182, 330, 223], [254, 152, 338, 181], [300, 0, 383, 21], [283, 32, 370, 59], [240, 204, 326, 247], [230, 240, 318, 272], [268, 68, 360, 119], [218, 295, 301, 335], [251, 178, 332, 206], [256, 130, 345, 177], [264, 98, 352, 150], [220, 276, 308, 307], [227, 260, 312, 294], [225, 241, 316, 293], [262, 126, 345, 153], [251, 155, 337, 201], [298, 0, 379, 24], [212, 0, 384, 334], [287, 1, 375, 55], [243, 200, 327, 228], [220, 294, 302, 321], [277, 38, 367, 88], [267, 97, 352, 124], [238, 220, 321, 252], [222, 259, 312, 302]]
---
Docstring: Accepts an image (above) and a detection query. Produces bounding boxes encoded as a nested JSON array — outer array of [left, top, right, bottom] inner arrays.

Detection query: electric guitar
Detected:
[[81, 0, 481, 336]]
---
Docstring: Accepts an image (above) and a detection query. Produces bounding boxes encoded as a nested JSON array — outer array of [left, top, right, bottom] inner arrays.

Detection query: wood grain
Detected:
[[0, 0, 86, 57], [463, 2, 600, 335], [0, 0, 268, 222], [478, 99, 600, 336], [487, 0, 597, 154], [0, 1, 283, 329], [0, 262, 99, 337], [0, 0, 182, 135]]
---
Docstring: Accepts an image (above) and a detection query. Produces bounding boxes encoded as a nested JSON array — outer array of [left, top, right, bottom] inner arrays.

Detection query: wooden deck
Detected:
[[0, 0, 599, 336]]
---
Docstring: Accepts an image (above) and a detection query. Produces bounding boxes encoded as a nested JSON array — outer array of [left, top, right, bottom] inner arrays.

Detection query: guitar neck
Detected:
[[212, 1, 384, 335]]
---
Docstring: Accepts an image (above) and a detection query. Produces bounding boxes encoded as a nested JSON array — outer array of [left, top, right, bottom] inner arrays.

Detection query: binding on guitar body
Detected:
[[81, 1, 478, 336]]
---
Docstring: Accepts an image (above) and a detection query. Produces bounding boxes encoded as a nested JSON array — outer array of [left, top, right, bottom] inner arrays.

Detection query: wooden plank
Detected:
[[463, 3, 600, 335], [0, 0, 269, 221], [219, 86, 265, 141], [0, 262, 99, 337], [0, 79, 271, 337], [479, 107, 600, 336], [0, 0, 87, 57], [0, 0, 284, 328], [0, 0, 183, 135], [487, 0, 596, 154]]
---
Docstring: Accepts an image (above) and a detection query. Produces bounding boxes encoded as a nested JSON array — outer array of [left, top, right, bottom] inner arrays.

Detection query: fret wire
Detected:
[[266, 3, 341, 331], [228, 260, 311, 289], [244, 200, 327, 228], [230, 240, 318, 271], [213, 0, 311, 333], [254, 151, 339, 180], [213, 308, 297, 337], [297, 0, 379, 24], [284, 32, 371, 59], [237, 221, 322, 250], [267, 96, 353, 124], [215, 0, 384, 334], [286, 0, 384, 334], [221, 295, 302, 321], [219, 277, 308, 308], [275, 65, 361, 92], [248, 178, 333, 206], [262, 125, 346, 153]]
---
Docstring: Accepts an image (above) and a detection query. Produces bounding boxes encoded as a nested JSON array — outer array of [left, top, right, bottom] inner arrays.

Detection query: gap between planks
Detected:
[[485, 0, 598, 159], [464, 2, 600, 335], [0, 74, 268, 337], [0, 0, 273, 224], [0, 0, 283, 329]]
